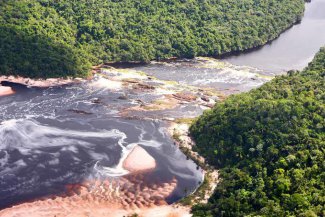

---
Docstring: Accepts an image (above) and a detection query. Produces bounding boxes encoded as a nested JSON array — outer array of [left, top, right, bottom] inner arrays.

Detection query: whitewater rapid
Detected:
[[0, 58, 269, 209], [0, 79, 203, 209]]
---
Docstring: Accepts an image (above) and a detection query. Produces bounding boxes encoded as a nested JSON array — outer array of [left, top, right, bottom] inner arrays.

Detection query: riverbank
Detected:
[[0, 57, 267, 216], [222, 0, 325, 73], [95, 66, 222, 213], [2, 0, 304, 79], [0, 65, 222, 216], [0, 75, 86, 88], [0, 204, 191, 217], [167, 121, 219, 207], [0, 145, 191, 217]]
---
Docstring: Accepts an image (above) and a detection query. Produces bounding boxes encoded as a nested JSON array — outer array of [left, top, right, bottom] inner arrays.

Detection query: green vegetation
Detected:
[[190, 47, 325, 216], [174, 118, 196, 125], [0, 0, 304, 78]]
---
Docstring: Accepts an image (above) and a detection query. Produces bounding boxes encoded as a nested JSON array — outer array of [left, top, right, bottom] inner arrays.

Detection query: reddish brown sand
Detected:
[[0, 174, 178, 217], [123, 146, 156, 173], [0, 86, 15, 96], [0, 146, 189, 217]]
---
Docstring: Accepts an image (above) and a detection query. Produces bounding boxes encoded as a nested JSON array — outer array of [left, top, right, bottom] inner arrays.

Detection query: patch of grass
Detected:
[[174, 118, 196, 125], [172, 130, 182, 143]]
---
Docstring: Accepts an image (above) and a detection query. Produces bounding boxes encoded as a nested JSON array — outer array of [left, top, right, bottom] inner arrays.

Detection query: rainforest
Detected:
[[190, 47, 325, 217], [0, 0, 304, 78], [0, 0, 324, 217]]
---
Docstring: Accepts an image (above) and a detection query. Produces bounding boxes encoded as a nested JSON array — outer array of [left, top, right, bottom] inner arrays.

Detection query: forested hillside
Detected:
[[0, 0, 304, 78], [190, 48, 325, 216]]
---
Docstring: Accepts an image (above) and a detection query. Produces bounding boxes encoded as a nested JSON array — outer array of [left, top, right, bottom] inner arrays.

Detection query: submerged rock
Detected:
[[118, 95, 128, 100], [172, 92, 197, 102], [131, 82, 156, 91], [68, 109, 93, 115], [200, 96, 210, 102], [91, 98, 102, 104]]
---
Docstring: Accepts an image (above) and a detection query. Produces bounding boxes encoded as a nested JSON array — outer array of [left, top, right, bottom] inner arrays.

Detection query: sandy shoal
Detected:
[[123, 145, 157, 173], [0, 86, 15, 96]]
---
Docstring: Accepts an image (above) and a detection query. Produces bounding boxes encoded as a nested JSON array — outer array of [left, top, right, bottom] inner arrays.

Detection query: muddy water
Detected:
[[222, 0, 325, 74], [0, 81, 203, 209]]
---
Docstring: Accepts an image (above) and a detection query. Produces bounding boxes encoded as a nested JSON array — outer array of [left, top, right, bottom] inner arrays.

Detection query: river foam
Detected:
[[0, 82, 203, 209]]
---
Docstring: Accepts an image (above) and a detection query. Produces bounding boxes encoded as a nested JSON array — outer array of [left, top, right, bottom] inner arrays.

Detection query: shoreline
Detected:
[[0, 145, 188, 217], [0, 66, 222, 217], [0, 75, 87, 88], [0, 86, 15, 96], [167, 121, 219, 207], [218, 15, 304, 59], [0, 122, 217, 217], [94, 15, 304, 70], [0, 10, 305, 89]]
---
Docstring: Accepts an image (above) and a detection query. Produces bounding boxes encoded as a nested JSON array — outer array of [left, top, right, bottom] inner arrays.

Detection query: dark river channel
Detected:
[[222, 0, 325, 74], [0, 0, 323, 211]]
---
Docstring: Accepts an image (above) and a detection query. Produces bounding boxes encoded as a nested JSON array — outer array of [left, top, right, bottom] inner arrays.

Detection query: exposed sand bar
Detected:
[[0, 86, 15, 96], [123, 145, 157, 173], [0, 67, 217, 216], [0, 146, 191, 217]]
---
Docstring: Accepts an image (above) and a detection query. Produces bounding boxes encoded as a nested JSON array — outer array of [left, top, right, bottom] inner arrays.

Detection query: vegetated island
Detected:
[[0, 0, 304, 78], [190, 47, 325, 217]]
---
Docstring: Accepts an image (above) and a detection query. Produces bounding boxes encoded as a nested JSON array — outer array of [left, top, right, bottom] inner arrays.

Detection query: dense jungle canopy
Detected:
[[190, 47, 325, 217], [0, 0, 304, 78]]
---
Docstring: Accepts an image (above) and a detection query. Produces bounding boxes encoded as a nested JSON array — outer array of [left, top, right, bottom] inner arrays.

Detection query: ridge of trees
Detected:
[[0, 0, 304, 78], [190, 47, 325, 217]]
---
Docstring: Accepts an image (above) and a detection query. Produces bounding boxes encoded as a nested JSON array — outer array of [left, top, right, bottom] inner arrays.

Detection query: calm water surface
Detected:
[[222, 0, 325, 74]]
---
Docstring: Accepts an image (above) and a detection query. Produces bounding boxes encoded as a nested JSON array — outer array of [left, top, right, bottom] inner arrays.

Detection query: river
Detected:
[[0, 80, 203, 210], [0, 1, 324, 215], [222, 0, 325, 74]]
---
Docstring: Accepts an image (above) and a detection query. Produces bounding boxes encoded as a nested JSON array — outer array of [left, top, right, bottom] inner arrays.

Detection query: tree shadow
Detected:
[[0, 25, 90, 78]]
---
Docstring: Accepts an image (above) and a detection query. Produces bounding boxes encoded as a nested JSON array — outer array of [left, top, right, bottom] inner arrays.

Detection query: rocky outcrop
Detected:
[[0, 76, 84, 88], [172, 92, 197, 102]]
